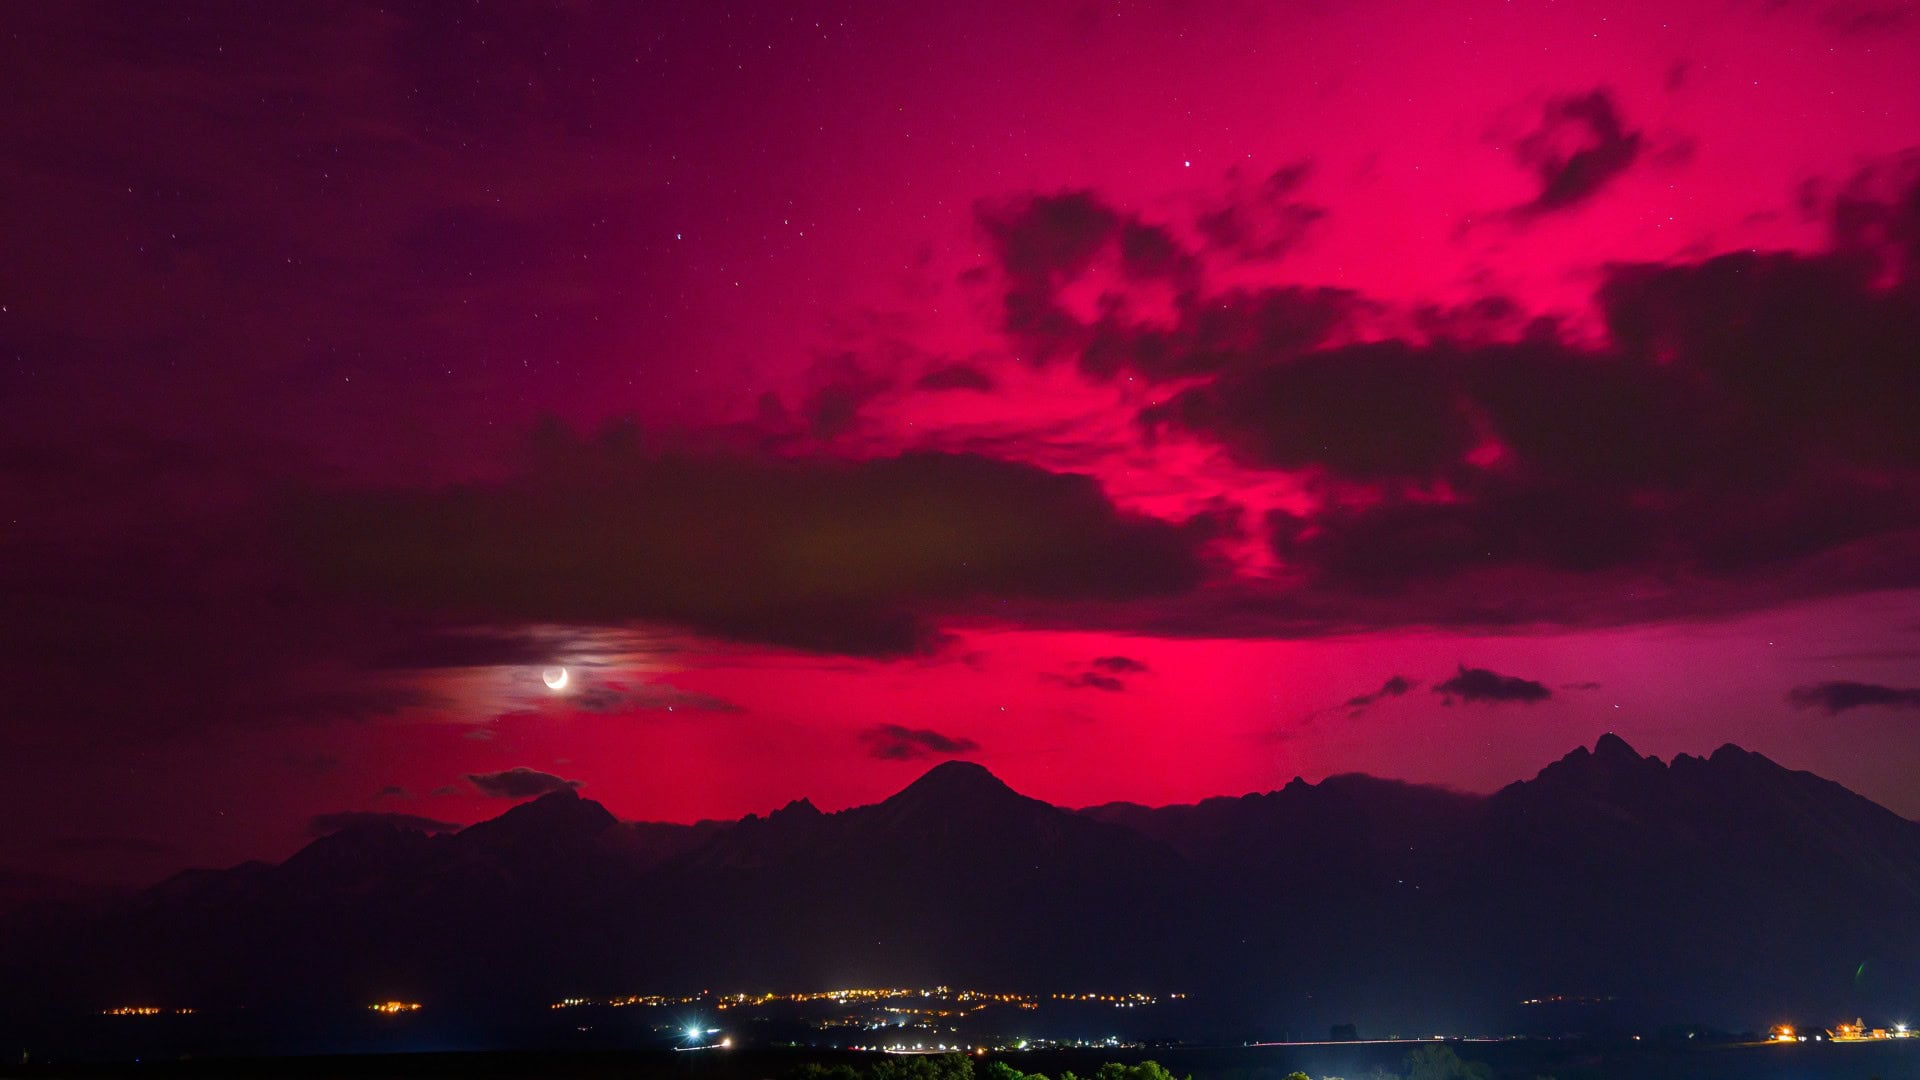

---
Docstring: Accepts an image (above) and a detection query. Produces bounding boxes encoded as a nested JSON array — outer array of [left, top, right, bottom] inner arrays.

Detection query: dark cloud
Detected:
[[1345, 675, 1417, 709], [1806, 648, 1920, 662], [1787, 681, 1920, 714], [802, 354, 894, 439], [915, 363, 996, 392], [1139, 173, 1920, 613], [1563, 681, 1604, 691], [307, 811, 462, 836], [1412, 296, 1532, 344], [1434, 666, 1552, 705], [1059, 672, 1127, 692], [972, 190, 1125, 363], [375, 785, 409, 799], [8, 166, 1915, 776], [570, 683, 742, 714], [977, 189, 1360, 383], [858, 724, 981, 761], [1197, 162, 1325, 261], [1513, 89, 1644, 214], [465, 768, 584, 799], [1047, 656, 1147, 691], [1143, 341, 1482, 479], [1266, 470, 1919, 603], [1082, 284, 1362, 383], [291, 439, 1215, 658], [978, 178, 1883, 590], [1599, 252, 1920, 474], [978, 191, 1123, 285], [975, 189, 1197, 305], [1821, 2, 1915, 36], [1830, 150, 1920, 282]]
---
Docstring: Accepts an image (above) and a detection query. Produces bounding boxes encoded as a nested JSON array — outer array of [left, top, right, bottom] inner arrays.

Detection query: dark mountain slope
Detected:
[[597, 760, 1192, 991]]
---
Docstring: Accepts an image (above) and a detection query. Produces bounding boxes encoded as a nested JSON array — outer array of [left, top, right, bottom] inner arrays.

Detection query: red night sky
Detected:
[[3, 1, 1919, 903]]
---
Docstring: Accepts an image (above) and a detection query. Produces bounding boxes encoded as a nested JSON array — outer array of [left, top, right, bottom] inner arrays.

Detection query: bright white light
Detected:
[[686, 1026, 703, 1041], [542, 666, 569, 690]]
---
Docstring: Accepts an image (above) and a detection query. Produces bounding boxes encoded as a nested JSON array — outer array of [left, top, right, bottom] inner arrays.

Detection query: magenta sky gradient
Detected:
[[2, 0, 1918, 901]]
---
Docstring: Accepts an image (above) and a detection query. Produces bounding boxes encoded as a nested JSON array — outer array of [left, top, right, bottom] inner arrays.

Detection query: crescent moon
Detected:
[[541, 666, 569, 691]]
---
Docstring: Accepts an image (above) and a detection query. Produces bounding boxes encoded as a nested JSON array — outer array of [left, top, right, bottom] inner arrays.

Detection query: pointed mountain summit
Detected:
[[482, 786, 614, 829], [1543, 730, 1649, 771], [1592, 730, 1640, 760], [453, 787, 616, 852], [887, 758, 1018, 804], [861, 758, 1057, 838]]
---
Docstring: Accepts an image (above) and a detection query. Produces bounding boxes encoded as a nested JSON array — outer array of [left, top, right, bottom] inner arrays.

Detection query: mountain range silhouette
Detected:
[[5, 736, 1916, 1043]]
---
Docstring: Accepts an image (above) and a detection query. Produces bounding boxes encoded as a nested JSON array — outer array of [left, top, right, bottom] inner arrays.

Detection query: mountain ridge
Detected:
[[3, 736, 1917, 1043]]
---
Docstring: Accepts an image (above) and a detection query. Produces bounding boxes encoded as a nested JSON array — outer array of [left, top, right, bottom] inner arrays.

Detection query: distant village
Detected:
[[1770, 1019, 1912, 1043]]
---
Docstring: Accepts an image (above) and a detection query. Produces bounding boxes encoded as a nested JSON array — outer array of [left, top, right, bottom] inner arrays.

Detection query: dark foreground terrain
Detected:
[[5, 1043, 1920, 1080]]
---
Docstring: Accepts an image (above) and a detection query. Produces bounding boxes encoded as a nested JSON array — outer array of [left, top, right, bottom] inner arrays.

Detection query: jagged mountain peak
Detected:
[[1529, 732, 1666, 784], [772, 796, 822, 818]]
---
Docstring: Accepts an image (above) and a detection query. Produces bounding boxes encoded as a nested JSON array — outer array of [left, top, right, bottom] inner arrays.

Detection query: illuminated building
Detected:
[[1828, 1018, 1896, 1041]]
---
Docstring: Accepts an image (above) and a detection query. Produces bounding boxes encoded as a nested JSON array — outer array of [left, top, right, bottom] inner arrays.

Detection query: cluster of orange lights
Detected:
[[101, 1006, 195, 1017], [552, 986, 1185, 1011], [367, 1001, 422, 1014], [1769, 1021, 1911, 1043], [554, 993, 702, 1008], [1518, 994, 1614, 1007], [1050, 992, 1179, 1007]]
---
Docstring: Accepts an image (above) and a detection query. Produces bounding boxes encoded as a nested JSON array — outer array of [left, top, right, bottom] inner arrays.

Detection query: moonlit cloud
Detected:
[[465, 768, 584, 800]]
